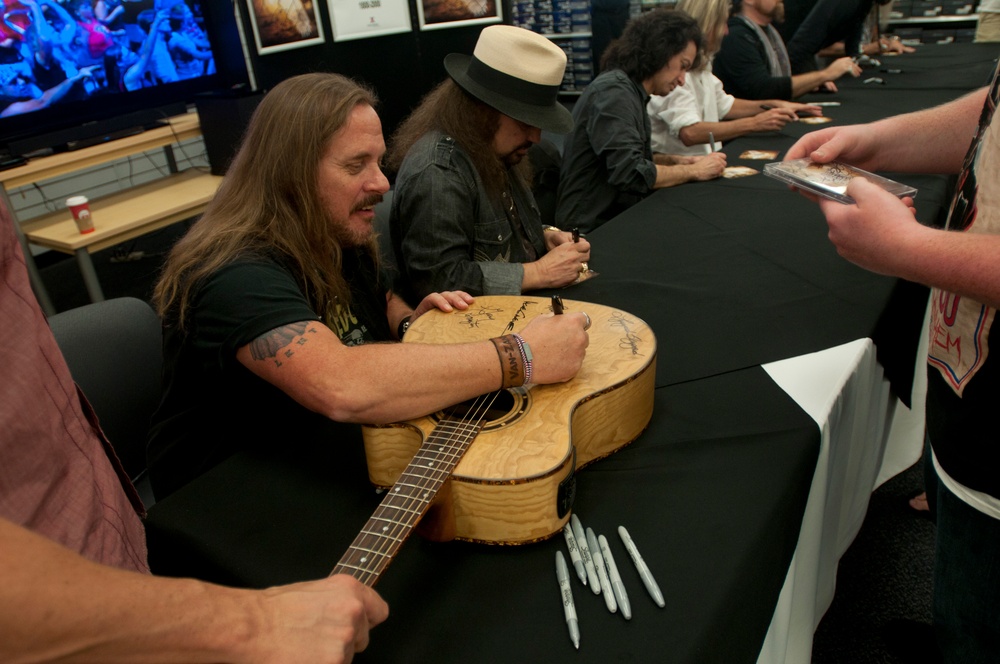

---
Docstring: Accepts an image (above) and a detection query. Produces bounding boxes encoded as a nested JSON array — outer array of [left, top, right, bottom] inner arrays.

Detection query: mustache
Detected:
[[351, 193, 384, 214]]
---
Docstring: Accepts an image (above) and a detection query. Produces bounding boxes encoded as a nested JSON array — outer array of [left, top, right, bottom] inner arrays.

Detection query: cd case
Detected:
[[764, 158, 917, 204]]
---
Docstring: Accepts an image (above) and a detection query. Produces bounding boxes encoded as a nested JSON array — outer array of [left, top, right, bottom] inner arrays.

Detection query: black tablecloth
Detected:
[[147, 368, 819, 664], [143, 42, 992, 664]]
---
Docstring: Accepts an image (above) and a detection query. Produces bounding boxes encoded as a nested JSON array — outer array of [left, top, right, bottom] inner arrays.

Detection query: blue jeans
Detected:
[[931, 463, 1000, 663]]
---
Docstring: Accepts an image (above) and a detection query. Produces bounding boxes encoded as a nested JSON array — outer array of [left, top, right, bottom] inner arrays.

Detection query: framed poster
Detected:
[[416, 0, 502, 31], [245, 0, 326, 54], [327, 0, 413, 42]]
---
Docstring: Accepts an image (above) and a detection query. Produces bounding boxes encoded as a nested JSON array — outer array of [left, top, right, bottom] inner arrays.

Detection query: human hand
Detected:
[[784, 123, 881, 170], [882, 36, 915, 54], [751, 107, 798, 132], [817, 177, 923, 277], [412, 291, 474, 320], [825, 56, 862, 82], [543, 228, 576, 250], [255, 574, 389, 663], [533, 238, 591, 288], [518, 312, 589, 384], [778, 101, 823, 117], [687, 152, 726, 180]]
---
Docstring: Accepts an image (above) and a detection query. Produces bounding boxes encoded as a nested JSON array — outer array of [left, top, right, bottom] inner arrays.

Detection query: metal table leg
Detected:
[[75, 248, 105, 302]]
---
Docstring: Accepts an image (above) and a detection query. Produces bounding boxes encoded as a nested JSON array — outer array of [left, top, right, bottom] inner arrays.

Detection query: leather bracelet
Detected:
[[397, 315, 412, 340], [490, 335, 526, 389]]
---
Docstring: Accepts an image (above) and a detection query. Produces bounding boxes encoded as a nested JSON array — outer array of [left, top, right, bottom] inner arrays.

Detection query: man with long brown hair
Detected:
[[387, 25, 592, 305], [147, 72, 589, 501]]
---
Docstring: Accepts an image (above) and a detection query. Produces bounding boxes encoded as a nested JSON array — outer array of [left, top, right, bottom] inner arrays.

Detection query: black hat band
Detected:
[[466, 56, 561, 108]]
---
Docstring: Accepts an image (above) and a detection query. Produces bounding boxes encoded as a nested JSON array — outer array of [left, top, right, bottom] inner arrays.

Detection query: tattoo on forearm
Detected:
[[249, 321, 316, 366]]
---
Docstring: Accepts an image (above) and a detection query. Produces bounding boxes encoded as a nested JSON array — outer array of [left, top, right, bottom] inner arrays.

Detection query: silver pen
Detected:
[[571, 514, 601, 594], [708, 131, 716, 154], [555, 551, 580, 649], [562, 523, 588, 585], [598, 534, 631, 620], [586, 527, 617, 613], [618, 525, 665, 608]]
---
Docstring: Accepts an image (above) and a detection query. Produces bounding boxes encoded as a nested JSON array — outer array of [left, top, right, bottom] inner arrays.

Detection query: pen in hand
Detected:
[[708, 131, 716, 153], [572, 227, 580, 243], [555, 551, 581, 649], [551, 294, 564, 315]]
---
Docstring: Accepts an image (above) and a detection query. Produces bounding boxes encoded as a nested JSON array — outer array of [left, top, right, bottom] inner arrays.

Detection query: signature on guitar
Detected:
[[338, 297, 657, 588]]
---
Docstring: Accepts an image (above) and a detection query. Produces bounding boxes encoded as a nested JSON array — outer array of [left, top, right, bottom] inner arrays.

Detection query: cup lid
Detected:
[[66, 196, 88, 206]]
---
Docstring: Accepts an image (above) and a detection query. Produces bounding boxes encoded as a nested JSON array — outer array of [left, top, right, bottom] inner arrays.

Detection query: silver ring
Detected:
[[582, 312, 592, 331]]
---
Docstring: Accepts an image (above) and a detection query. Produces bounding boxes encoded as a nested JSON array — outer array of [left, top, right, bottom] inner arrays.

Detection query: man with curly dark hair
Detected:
[[556, 8, 727, 234]]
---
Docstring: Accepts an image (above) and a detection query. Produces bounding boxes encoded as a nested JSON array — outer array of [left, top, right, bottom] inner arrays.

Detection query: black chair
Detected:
[[48, 297, 162, 506]]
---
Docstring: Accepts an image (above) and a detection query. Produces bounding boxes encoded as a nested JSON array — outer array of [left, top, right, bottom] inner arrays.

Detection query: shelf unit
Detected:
[[511, 0, 594, 94], [887, 1, 980, 42], [1, 113, 222, 313]]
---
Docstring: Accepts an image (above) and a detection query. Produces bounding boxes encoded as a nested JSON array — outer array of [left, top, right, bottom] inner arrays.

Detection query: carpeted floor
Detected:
[[34, 222, 938, 662], [812, 459, 936, 663]]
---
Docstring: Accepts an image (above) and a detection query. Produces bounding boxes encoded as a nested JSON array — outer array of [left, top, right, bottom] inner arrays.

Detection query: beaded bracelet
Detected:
[[511, 333, 533, 386], [490, 335, 526, 389]]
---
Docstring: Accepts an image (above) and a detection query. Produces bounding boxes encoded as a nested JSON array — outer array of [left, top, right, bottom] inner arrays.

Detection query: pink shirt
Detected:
[[0, 211, 148, 573]]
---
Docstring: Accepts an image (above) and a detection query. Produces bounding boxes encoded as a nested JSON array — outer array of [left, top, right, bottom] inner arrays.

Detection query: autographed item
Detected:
[[723, 166, 759, 178], [359, 296, 656, 547], [799, 116, 832, 124], [739, 150, 779, 160], [764, 158, 917, 204]]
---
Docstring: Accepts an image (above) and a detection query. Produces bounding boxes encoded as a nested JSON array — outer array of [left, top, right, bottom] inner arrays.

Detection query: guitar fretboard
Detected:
[[331, 415, 485, 586]]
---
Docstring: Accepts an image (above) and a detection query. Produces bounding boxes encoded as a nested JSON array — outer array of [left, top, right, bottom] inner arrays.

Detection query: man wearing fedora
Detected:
[[387, 25, 591, 305]]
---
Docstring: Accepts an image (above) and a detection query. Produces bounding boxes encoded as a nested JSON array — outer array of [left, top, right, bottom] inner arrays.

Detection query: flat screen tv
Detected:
[[0, 0, 247, 158]]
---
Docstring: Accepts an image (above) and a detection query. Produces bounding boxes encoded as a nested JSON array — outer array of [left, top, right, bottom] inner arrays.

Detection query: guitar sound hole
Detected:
[[438, 389, 528, 430]]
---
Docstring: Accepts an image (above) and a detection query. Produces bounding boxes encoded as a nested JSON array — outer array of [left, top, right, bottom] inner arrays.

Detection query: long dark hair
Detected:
[[601, 8, 703, 82], [153, 73, 380, 330], [387, 79, 517, 199]]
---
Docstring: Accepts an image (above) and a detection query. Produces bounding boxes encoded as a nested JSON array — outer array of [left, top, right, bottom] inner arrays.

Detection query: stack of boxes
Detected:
[[511, 0, 593, 93]]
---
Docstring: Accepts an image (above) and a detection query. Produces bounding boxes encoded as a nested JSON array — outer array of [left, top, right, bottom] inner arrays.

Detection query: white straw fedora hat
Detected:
[[444, 25, 574, 134]]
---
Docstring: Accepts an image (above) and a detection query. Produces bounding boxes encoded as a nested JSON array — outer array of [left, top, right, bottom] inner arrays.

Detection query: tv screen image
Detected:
[[0, 0, 241, 157]]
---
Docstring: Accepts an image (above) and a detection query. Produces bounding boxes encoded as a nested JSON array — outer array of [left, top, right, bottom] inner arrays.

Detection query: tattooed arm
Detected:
[[234, 312, 589, 424]]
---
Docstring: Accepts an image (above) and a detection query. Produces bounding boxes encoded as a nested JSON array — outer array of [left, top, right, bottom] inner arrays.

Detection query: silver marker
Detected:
[[587, 527, 617, 613], [598, 534, 631, 620], [555, 551, 580, 649], [618, 525, 665, 608], [571, 513, 601, 594], [562, 523, 587, 585]]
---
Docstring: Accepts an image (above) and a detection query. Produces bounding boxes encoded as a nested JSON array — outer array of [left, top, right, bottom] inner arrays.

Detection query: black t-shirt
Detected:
[[146, 249, 391, 499]]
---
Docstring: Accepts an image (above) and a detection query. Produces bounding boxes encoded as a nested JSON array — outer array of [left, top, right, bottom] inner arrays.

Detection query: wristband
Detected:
[[490, 335, 526, 389], [397, 315, 412, 340], [511, 334, 533, 386]]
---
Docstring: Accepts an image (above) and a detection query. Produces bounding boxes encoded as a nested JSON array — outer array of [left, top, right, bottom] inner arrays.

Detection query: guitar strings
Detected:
[[339, 389, 506, 585]]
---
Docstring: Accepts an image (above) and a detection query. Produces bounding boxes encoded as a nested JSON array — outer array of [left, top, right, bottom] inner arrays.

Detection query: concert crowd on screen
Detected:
[[0, 0, 215, 117]]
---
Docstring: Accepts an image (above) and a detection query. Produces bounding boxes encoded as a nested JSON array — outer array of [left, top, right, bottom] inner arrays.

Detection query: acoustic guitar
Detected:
[[331, 296, 655, 586]]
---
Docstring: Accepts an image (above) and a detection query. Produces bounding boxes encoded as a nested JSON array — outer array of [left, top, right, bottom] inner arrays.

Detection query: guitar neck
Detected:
[[331, 417, 484, 586]]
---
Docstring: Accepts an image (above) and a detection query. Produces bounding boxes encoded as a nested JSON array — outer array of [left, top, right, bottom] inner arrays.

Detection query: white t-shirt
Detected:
[[648, 64, 735, 156]]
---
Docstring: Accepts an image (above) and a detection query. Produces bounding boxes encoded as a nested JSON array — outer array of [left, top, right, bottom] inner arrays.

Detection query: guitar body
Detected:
[[362, 296, 656, 545]]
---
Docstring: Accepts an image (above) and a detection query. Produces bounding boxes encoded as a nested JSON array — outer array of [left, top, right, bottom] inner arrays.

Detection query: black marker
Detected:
[[571, 227, 580, 243], [552, 295, 564, 315]]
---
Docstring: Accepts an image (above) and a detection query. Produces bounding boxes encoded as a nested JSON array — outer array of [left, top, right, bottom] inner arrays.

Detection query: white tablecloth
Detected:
[[755, 307, 929, 663]]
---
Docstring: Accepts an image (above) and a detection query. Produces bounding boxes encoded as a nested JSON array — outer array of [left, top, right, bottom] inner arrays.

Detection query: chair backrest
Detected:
[[48, 297, 163, 482]]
